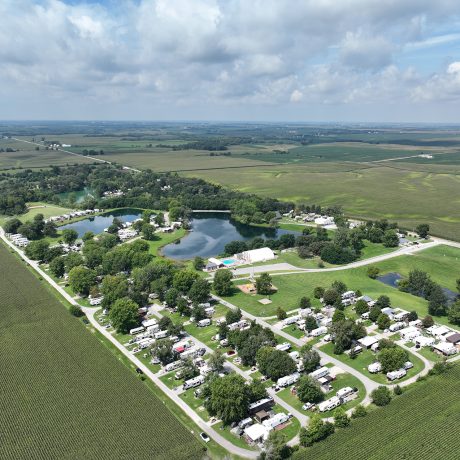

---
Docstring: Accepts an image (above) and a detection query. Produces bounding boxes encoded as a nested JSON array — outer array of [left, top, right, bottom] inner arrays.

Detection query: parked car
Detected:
[[200, 432, 210, 443]]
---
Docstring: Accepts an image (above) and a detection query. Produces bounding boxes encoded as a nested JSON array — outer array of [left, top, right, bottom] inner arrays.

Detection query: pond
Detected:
[[162, 212, 300, 260], [58, 187, 94, 204], [377, 272, 402, 288], [60, 208, 142, 237]]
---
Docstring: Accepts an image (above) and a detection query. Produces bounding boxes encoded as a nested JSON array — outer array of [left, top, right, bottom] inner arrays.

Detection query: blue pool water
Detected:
[[222, 259, 236, 265]]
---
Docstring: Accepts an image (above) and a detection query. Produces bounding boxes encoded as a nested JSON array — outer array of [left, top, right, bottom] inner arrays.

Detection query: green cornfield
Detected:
[[0, 244, 203, 460], [293, 363, 460, 460]]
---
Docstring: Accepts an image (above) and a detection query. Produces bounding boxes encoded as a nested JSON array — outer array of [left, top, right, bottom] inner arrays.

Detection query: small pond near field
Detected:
[[377, 272, 402, 288], [60, 208, 142, 237], [162, 212, 300, 260]]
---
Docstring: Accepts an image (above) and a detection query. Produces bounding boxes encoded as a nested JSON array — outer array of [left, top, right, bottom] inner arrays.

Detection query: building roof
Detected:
[[446, 333, 460, 344], [244, 423, 268, 442], [358, 336, 380, 348], [237, 247, 275, 264]]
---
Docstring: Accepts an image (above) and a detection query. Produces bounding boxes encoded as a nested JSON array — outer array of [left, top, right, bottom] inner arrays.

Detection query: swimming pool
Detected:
[[222, 258, 237, 266]]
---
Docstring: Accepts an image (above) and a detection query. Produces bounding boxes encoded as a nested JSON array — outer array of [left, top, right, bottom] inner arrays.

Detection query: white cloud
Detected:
[[1, 0, 460, 120]]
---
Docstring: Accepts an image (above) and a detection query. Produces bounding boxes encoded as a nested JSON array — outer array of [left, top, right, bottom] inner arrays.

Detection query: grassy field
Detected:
[[293, 363, 460, 460], [0, 243, 203, 460], [319, 343, 425, 384], [221, 244, 460, 324], [0, 138, 96, 170], [184, 162, 460, 241], [0, 202, 74, 226]]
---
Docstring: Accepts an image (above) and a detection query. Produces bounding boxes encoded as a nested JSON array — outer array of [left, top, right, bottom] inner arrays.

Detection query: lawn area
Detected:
[[277, 371, 366, 417], [213, 422, 259, 451], [319, 342, 425, 384], [293, 364, 460, 460], [144, 228, 187, 256], [374, 244, 460, 292], [184, 322, 219, 350], [0, 201, 73, 226], [180, 389, 210, 421], [0, 242, 202, 460], [223, 263, 430, 318]]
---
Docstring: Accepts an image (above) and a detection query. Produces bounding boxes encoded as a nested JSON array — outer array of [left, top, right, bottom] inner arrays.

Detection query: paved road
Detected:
[[231, 263, 299, 276], [0, 229, 258, 459]]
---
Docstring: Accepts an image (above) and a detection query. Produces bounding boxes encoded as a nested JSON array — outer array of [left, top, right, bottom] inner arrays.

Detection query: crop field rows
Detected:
[[0, 243, 202, 460], [293, 363, 460, 460]]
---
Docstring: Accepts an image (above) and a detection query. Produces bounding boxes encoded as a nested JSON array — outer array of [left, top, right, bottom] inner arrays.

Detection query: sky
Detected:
[[2, 0, 460, 123]]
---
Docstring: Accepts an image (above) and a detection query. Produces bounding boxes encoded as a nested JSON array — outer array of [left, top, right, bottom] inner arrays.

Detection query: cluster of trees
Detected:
[[203, 373, 268, 425], [82, 149, 104, 156], [359, 219, 399, 245], [377, 339, 409, 372], [399, 269, 449, 316], [330, 319, 366, 354], [5, 214, 58, 240], [223, 233, 297, 256], [226, 321, 277, 366]]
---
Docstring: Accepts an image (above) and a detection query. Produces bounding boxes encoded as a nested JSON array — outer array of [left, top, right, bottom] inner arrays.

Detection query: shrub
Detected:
[[371, 386, 392, 406], [69, 304, 84, 317], [351, 404, 367, 418]]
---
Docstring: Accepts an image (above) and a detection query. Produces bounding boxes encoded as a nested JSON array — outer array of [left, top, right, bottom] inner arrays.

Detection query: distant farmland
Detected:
[[0, 243, 202, 460], [293, 363, 460, 460]]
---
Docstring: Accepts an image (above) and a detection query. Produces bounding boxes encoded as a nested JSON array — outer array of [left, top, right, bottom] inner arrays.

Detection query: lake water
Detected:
[[58, 187, 94, 204], [60, 209, 142, 237], [162, 212, 300, 260], [377, 272, 402, 288]]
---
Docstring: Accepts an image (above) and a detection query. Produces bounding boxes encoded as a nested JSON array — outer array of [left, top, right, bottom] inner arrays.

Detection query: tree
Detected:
[[277, 307, 287, 320], [141, 223, 157, 241], [247, 379, 268, 403], [313, 286, 325, 299], [261, 431, 291, 460], [213, 269, 233, 296], [300, 344, 321, 373], [159, 316, 173, 331], [173, 269, 199, 293], [151, 339, 175, 365], [354, 299, 369, 316], [62, 228, 78, 245], [448, 301, 460, 325], [334, 407, 350, 428], [25, 240, 49, 261], [331, 280, 347, 294], [68, 266, 96, 296], [383, 229, 399, 247], [378, 347, 409, 372], [300, 414, 334, 447], [377, 313, 391, 330], [422, 315, 434, 328], [176, 297, 190, 316], [416, 223, 430, 239], [378, 338, 396, 350], [82, 231, 95, 242], [205, 374, 249, 425], [188, 279, 211, 304], [165, 288, 179, 307], [256, 347, 296, 381], [299, 296, 311, 309], [368, 227, 383, 243], [367, 266, 380, 279], [296, 376, 324, 403], [191, 305, 207, 322], [154, 213, 165, 226], [49, 256, 65, 278], [43, 221, 57, 237], [304, 316, 318, 332], [407, 311, 418, 322], [256, 272, 272, 295], [330, 319, 366, 354], [369, 306, 382, 323], [193, 256, 205, 271], [428, 285, 448, 316], [101, 274, 129, 310], [109, 298, 139, 333], [376, 295, 391, 309], [3, 218, 22, 234], [371, 386, 392, 406], [69, 304, 84, 317], [226, 307, 242, 324], [323, 288, 339, 306], [332, 309, 346, 323], [208, 350, 225, 373], [351, 404, 367, 418], [64, 252, 84, 272]]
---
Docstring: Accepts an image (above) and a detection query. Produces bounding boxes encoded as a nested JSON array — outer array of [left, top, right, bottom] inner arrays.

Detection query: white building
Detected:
[[235, 247, 275, 264]]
